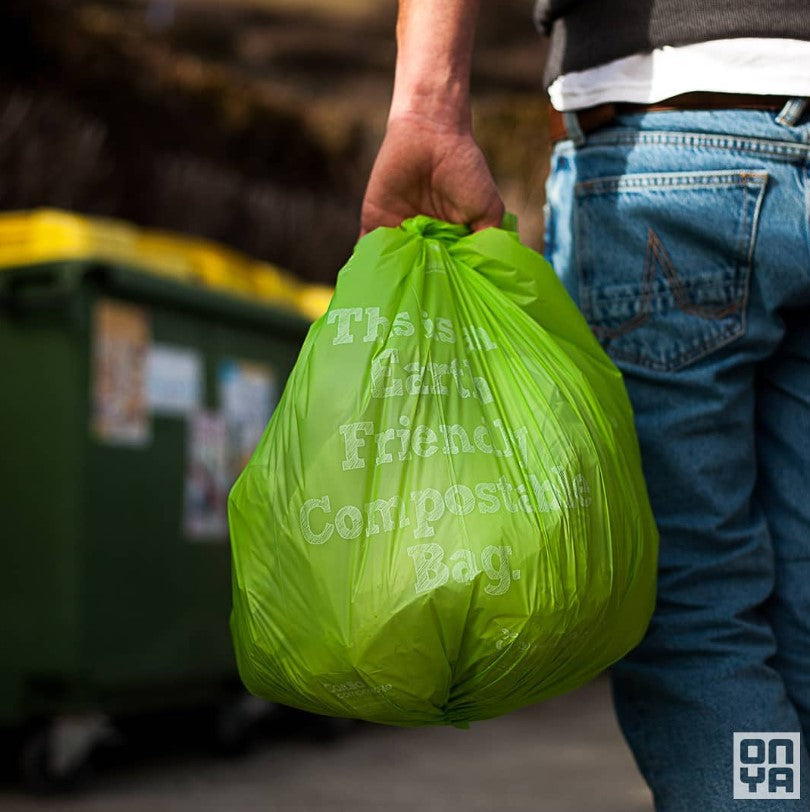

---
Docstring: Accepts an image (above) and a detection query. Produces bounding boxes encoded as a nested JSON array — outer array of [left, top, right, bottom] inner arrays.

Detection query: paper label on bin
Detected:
[[184, 411, 229, 541], [147, 344, 203, 416], [219, 359, 277, 483], [91, 299, 151, 446]]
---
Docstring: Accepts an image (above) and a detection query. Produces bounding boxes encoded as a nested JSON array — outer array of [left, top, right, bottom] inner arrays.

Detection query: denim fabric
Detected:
[[545, 103, 810, 810]]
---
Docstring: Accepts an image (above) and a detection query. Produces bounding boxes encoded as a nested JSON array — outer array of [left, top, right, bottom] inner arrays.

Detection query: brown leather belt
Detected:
[[548, 92, 792, 143]]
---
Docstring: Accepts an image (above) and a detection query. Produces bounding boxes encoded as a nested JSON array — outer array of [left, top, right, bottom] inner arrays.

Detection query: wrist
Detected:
[[389, 80, 471, 132], [388, 0, 478, 131]]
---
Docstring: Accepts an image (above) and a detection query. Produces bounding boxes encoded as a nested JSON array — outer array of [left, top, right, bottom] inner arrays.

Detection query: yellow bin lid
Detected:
[[0, 209, 333, 321]]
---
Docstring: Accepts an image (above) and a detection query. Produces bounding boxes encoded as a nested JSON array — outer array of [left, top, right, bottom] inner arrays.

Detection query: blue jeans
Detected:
[[544, 101, 810, 810]]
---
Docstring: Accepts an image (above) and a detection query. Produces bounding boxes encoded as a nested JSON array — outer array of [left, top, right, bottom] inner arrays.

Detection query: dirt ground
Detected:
[[0, 676, 653, 812]]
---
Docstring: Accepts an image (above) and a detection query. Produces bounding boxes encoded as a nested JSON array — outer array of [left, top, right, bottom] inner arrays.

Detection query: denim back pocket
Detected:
[[574, 170, 768, 372]]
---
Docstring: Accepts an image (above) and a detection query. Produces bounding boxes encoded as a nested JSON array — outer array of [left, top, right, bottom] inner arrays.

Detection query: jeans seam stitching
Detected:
[[583, 131, 810, 160], [575, 170, 769, 196], [605, 322, 746, 372]]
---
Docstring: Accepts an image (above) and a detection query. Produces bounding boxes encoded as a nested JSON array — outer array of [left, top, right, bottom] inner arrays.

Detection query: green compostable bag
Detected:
[[229, 216, 658, 727]]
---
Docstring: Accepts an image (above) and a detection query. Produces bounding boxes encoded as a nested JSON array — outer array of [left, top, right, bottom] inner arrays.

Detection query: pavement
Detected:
[[0, 674, 652, 812]]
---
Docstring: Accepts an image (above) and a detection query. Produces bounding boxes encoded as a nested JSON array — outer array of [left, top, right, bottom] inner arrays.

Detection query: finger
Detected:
[[468, 199, 506, 232]]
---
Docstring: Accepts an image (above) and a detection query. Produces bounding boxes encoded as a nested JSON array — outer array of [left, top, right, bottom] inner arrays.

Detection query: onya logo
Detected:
[[733, 733, 801, 799]]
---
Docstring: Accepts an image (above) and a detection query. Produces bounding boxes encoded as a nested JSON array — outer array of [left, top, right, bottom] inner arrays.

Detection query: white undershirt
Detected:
[[548, 38, 810, 112]]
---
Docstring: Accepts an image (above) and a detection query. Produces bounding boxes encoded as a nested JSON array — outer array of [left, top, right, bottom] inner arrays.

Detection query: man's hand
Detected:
[[359, 0, 504, 236], [360, 114, 504, 235]]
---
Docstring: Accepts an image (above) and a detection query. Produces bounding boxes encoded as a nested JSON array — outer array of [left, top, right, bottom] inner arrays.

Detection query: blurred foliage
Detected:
[[0, 0, 550, 282]]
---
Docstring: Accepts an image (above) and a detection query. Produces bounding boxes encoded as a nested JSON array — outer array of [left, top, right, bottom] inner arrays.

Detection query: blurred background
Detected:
[[0, 0, 552, 280], [0, 0, 652, 809]]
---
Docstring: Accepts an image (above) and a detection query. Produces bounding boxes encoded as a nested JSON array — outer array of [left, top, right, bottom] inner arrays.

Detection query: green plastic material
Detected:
[[229, 216, 658, 727]]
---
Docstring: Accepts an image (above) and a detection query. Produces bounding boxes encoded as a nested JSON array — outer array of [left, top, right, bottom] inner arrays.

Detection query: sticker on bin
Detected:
[[184, 411, 229, 541], [147, 344, 203, 416], [219, 359, 277, 483], [91, 299, 150, 447]]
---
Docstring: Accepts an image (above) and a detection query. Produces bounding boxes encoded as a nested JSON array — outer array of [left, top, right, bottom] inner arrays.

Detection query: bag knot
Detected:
[[400, 216, 470, 243]]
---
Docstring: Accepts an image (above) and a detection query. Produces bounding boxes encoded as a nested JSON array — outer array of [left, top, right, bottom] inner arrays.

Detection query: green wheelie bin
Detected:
[[0, 211, 317, 787]]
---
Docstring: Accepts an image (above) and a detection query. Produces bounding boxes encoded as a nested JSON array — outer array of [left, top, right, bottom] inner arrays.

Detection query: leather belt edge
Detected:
[[548, 92, 793, 144]]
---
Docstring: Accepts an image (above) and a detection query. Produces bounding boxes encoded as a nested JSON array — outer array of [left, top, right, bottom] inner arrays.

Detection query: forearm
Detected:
[[360, 0, 503, 233], [389, 0, 481, 130]]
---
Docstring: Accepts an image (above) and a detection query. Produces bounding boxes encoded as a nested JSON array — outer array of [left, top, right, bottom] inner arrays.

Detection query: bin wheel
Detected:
[[18, 713, 112, 792], [18, 728, 87, 792], [213, 693, 272, 756]]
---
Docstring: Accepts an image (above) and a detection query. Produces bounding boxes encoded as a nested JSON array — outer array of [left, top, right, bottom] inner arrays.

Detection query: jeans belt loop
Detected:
[[562, 111, 586, 147], [776, 98, 809, 128]]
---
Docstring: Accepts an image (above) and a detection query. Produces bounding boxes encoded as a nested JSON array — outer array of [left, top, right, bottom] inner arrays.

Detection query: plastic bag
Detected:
[[229, 216, 658, 727]]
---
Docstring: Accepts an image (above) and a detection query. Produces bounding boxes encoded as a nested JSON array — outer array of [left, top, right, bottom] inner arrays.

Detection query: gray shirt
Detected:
[[535, 0, 810, 87]]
